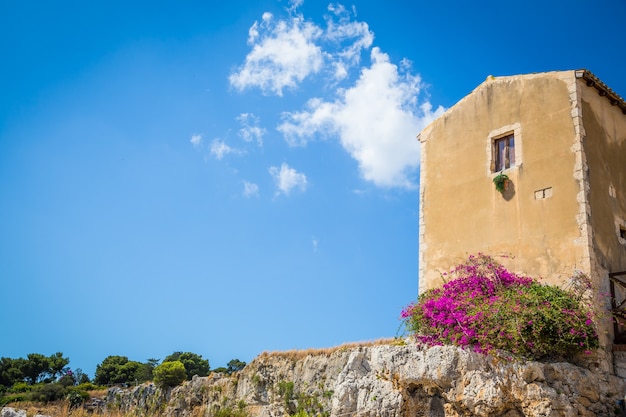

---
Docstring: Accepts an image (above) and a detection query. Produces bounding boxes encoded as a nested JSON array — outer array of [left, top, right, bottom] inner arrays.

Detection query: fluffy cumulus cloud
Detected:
[[237, 113, 266, 145], [278, 48, 444, 188], [269, 163, 307, 195], [243, 181, 260, 198], [227, 2, 444, 189], [229, 12, 324, 96], [229, 2, 373, 96]]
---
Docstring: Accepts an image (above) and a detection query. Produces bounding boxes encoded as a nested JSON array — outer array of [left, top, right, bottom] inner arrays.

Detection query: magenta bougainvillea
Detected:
[[401, 254, 598, 359]]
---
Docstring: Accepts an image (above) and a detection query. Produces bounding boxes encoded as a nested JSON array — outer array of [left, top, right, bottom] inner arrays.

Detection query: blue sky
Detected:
[[1, 0, 625, 377]]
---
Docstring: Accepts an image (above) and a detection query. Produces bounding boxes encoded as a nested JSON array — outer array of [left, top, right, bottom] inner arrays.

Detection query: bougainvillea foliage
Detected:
[[401, 254, 598, 359]]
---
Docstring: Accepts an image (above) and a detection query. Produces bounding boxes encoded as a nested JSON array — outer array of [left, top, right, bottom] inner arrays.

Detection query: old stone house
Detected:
[[417, 70, 626, 374]]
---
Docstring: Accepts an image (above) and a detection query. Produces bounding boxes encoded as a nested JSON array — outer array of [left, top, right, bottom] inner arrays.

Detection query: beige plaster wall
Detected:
[[579, 81, 626, 351], [419, 71, 584, 292], [580, 83, 626, 276]]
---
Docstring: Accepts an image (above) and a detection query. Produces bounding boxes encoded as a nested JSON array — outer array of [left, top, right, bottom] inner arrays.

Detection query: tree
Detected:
[[0, 357, 24, 388], [226, 359, 246, 374], [146, 358, 160, 368], [162, 352, 209, 380], [94, 356, 142, 386], [48, 352, 69, 380], [0, 354, 69, 387], [153, 361, 186, 388], [135, 358, 160, 383], [73, 368, 90, 385], [23, 354, 50, 384]]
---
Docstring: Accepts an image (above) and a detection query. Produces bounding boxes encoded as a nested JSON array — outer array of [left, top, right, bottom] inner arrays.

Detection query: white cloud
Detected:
[[277, 47, 445, 188], [312, 237, 318, 252], [190, 134, 202, 148], [210, 139, 235, 160], [287, 0, 304, 13], [269, 163, 307, 195], [229, 13, 324, 96], [227, 4, 444, 190], [324, 4, 373, 81], [243, 181, 259, 198], [237, 113, 266, 146], [229, 3, 374, 95]]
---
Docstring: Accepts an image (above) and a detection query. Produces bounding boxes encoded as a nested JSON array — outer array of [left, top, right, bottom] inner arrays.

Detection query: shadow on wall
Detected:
[[501, 179, 516, 201]]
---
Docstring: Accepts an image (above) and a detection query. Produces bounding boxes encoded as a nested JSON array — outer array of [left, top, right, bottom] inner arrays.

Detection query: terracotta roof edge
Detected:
[[575, 69, 626, 115]]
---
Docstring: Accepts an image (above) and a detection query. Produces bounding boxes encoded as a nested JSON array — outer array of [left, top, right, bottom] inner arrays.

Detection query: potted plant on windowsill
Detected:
[[493, 173, 510, 193]]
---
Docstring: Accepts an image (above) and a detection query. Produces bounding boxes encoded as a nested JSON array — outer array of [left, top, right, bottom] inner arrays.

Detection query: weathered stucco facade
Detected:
[[417, 70, 626, 364]]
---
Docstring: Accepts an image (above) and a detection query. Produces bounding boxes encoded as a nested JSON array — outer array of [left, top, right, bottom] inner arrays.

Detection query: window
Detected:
[[493, 134, 515, 172], [617, 219, 626, 245], [486, 123, 521, 176]]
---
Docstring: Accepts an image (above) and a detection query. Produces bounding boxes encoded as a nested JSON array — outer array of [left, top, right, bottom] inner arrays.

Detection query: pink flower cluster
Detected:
[[401, 254, 599, 359]]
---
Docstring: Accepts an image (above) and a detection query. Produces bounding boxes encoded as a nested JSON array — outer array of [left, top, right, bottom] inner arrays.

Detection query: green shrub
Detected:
[[291, 411, 313, 417], [58, 374, 75, 387], [401, 254, 599, 360], [213, 406, 248, 417], [66, 389, 89, 409], [8, 382, 31, 393], [76, 382, 102, 391], [163, 352, 209, 380], [0, 393, 28, 406], [153, 361, 187, 388], [30, 382, 67, 402], [277, 381, 294, 408]]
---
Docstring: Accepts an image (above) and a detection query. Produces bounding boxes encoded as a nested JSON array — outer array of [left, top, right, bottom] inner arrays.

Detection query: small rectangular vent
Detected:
[[534, 187, 553, 200]]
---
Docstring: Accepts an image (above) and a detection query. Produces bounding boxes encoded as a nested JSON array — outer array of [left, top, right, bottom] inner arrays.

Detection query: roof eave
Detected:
[[575, 69, 626, 115]]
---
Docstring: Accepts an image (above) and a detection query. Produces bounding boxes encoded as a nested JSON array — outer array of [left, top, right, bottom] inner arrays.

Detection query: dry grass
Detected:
[[257, 338, 399, 361], [85, 389, 108, 399], [4, 388, 112, 417], [3, 401, 76, 417], [3, 400, 148, 417]]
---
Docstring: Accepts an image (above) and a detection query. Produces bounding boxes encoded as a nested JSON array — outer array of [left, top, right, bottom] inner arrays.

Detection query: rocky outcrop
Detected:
[[0, 408, 51, 417], [1, 408, 26, 417], [105, 344, 626, 417]]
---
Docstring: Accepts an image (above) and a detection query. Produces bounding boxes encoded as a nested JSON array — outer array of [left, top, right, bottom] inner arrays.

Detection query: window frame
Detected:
[[486, 123, 522, 176], [617, 218, 626, 246]]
